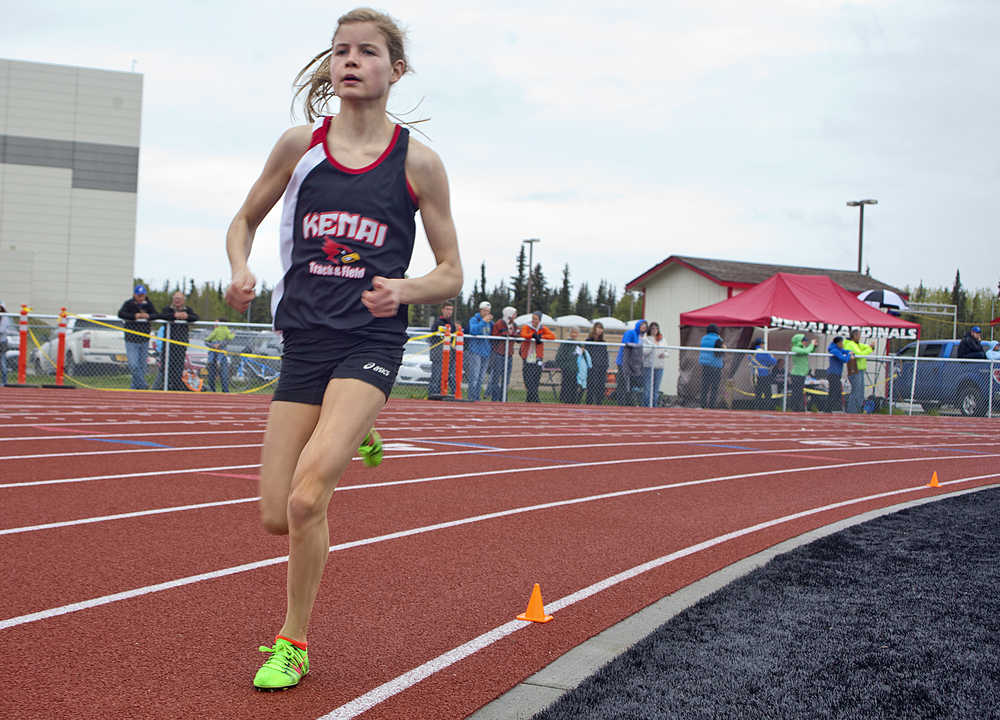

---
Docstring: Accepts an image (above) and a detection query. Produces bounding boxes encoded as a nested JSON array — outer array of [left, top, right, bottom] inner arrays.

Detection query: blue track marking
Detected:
[[90, 438, 172, 448], [925, 446, 994, 455]]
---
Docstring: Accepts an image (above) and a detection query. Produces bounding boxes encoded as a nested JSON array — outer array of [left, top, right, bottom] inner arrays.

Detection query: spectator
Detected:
[[826, 336, 851, 413], [616, 319, 647, 406], [642, 321, 668, 407], [205, 318, 236, 392], [157, 291, 199, 391], [698, 323, 725, 409], [0, 300, 10, 386], [788, 333, 815, 412], [519, 310, 555, 402], [576, 337, 592, 403], [749, 338, 777, 410], [843, 329, 873, 413], [428, 301, 456, 397], [956, 325, 987, 360], [487, 306, 518, 401], [584, 322, 609, 405], [985, 339, 1000, 361], [555, 327, 584, 403], [117, 284, 157, 389], [466, 301, 493, 400]]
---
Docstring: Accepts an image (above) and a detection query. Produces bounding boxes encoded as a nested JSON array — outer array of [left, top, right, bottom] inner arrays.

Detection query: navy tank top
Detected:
[[272, 118, 418, 340]]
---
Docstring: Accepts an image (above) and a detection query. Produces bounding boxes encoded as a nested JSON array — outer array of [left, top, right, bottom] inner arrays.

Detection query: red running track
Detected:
[[1, 388, 998, 719]]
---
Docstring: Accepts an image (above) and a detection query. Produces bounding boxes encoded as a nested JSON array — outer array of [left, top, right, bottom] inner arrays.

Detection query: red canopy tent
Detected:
[[675, 273, 921, 408], [680, 272, 920, 340]]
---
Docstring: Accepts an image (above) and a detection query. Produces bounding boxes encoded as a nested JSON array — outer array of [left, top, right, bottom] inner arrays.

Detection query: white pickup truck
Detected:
[[31, 314, 129, 375]]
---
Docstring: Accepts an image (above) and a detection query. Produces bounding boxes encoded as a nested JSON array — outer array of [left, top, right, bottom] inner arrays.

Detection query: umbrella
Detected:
[[591, 316, 627, 330], [857, 289, 908, 311], [554, 314, 592, 328]]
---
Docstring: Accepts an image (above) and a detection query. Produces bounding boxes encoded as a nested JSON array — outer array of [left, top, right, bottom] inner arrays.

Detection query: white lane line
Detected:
[[0, 464, 262, 489], [317, 472, 1000, 719], [335, 452, 1000, 493], [3, 447, 990, 535], [0, 497, 259, 535], [4, 447, 987, 535], [0, 429, 266, 442], [0, 443, 262, 461], [3, 461, 998, 631], [3, 441, 998, 490], [5, 433, 987, 461]]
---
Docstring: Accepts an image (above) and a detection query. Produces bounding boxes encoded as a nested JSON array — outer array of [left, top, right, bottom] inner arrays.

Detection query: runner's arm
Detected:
[[225, 125, 312, 312]]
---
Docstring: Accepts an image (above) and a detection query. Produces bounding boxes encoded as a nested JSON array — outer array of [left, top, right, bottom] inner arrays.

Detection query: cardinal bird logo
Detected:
[[322, 239, 361, 265]]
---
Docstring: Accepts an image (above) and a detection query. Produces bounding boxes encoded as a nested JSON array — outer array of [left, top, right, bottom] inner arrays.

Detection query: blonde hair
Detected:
[[293, 8, 410, 122]]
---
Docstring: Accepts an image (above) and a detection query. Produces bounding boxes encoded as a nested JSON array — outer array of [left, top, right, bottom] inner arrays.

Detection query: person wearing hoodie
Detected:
[[466, 301, 493, 400], [519, 310, 555, 402], [826, 336, 851, 413], [749, 338, 777, 410], [843, 329, 873, 413], [616, 319, 646, 405], [698, 323, 725, 409], [788, 333, 816, 411]]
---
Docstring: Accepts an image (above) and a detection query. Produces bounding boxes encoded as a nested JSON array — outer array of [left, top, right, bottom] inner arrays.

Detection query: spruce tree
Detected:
[[511, 246, 527, 311], [575, 282, 593, 319], [556, 264, 573, 316]]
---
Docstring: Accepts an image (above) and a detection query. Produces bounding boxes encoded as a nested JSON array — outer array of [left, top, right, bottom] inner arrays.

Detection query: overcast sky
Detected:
[[5, 0, 998, 300]]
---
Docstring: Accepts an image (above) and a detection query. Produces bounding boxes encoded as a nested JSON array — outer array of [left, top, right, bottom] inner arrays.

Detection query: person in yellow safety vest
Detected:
[[205, 319, 236, 392], [843, 329, 873, 413]]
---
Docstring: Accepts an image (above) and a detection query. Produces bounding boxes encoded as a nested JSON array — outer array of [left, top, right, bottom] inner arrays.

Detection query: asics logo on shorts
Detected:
[[363, 362, 391, 377]]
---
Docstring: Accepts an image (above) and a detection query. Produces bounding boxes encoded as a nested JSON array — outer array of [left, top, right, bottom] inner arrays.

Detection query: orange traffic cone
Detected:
[[929, 471, 940, 488], [517, 583, 553, 623]]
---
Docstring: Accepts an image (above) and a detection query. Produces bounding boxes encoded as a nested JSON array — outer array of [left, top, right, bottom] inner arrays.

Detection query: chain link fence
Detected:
[[3, 312, 996, 417]]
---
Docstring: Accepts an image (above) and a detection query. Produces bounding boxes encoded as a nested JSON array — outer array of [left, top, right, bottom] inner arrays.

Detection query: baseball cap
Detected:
[[479, 301, 491, 310], [972, 326, 982, 333], [134, 284, 147, 295]]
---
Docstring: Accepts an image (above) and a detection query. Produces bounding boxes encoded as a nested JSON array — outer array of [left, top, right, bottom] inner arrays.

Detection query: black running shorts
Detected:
[[273, 329, 404, 404]]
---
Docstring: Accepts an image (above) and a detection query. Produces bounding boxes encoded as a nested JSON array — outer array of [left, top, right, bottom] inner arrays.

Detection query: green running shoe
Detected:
[[359, 429, 383, 468], [253, 637, 309, 691]]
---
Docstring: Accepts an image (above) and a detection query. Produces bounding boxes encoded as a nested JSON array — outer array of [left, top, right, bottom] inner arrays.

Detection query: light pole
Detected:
[[522, 238, 540, 314], [846, 199, 877, 273]]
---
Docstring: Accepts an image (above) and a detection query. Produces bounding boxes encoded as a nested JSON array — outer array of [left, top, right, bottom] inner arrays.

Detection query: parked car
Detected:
[[891, 339, 999, 416], [396, 339, 432, 385], [31, 314, 128, 375]]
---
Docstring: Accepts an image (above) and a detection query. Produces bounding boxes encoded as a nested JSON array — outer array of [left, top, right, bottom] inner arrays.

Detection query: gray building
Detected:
[[0, 58, 142, 315]]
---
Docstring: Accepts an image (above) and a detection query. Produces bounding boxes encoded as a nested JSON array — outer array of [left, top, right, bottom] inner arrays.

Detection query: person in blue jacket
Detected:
[[616, 319, 646, 405], [699, 324, 725, 409], [749, 337, 777, 410], [826, 336, 851, 413], [466, 301, 493, 400]]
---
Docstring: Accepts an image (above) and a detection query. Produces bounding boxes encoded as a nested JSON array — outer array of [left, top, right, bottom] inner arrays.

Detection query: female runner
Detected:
[[224, 8, 462, 690]]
